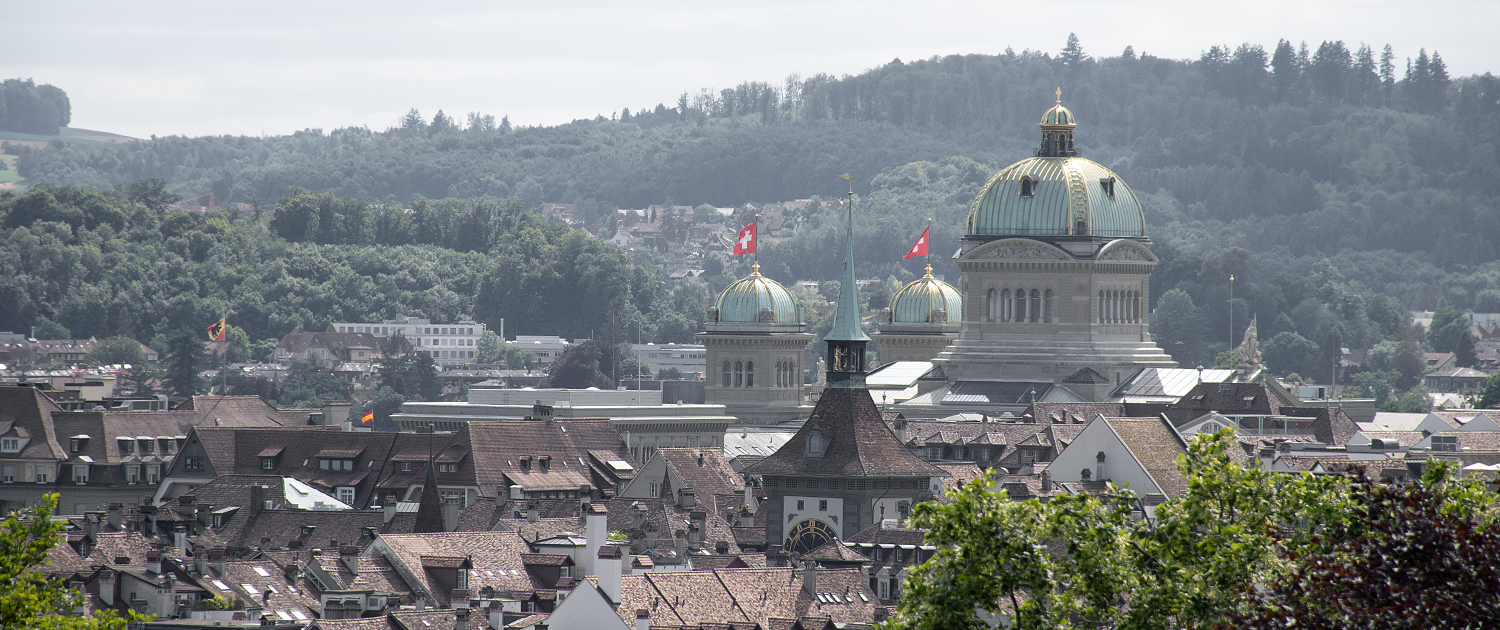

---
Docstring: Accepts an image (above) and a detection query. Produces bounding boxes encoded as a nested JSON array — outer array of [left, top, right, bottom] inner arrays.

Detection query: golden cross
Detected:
[[1055, 86, 1062, 104]]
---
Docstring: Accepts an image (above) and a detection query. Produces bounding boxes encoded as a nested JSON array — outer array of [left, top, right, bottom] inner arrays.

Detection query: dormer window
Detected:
[[520, 458, 532, 472], [1019, 175, 1034, 197], [1, 438, 19, 453], [805, 427, 828, 459], [1100, 176, 1116, 198]]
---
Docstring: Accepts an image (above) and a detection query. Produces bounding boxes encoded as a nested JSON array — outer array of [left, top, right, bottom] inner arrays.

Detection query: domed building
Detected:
[[872, 265, 963, 363], [697, 262, 815, 425], [930, 91, 1176, 400]]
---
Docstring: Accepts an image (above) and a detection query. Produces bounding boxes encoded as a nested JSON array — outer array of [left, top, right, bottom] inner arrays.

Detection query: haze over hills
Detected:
[[1, 37, 1498, 380]]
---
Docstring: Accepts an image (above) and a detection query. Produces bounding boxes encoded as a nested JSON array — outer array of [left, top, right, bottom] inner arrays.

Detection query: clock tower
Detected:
[[744, 182, 948, 554]]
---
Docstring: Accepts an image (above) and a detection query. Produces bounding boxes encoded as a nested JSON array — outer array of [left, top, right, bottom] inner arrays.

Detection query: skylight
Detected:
[[242, 584, 260, 595], [211, 580, 230, 590], [253, 566, 271, 577]]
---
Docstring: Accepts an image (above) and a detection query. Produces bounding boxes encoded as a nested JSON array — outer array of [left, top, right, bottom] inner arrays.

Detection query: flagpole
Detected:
[[926, 217, 932, 273], [754, 213, 760, 269]]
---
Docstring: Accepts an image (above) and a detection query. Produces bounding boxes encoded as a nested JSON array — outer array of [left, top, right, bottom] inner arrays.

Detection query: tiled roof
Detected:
[[466, 419, 632, 494], [1023, 402, 1125, 425], [845, 526, 925, 546], [658, 449, 745, 497], [376, 531, 537, 607], [204, 558, 321, 619], [616, 567, 878, 628], [1162, 383, 1280, 428], [747, 388, 947, 478], [933, 463, 986, 493], [804, 540, 870, 564], [1104, 417, 1189, 497], [1293, 407, 1360, 446]]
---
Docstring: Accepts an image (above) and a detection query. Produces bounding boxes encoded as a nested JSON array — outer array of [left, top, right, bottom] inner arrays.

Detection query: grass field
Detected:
[[0, 171, 21, 183]]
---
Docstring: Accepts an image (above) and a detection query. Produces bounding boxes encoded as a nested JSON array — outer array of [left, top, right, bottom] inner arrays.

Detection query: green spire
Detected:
[[825, 185, 870, 343]]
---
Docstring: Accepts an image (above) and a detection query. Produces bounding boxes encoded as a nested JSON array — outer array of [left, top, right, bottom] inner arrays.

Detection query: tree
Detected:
[[0, 494, 147, 629], [1263, 331, 1320, 378], [547, 339, 619, 389], [1385, 385, 1431, 413], [273, 355, 347, 409], [1152, 289, 1206, 366], [85, 335, 147, 367], [1059, 33, 1087, 69], [32, 319, 70, 340], [162, 330, 206, 400], [1230, 464, 1500, 629], [124, 178, 180, 214], [375, 333, 439, 401], [1391, 339, 1427, 387], [657, 367, 682, 380], [1346, 369, 1399, 404], [476, 330, 503, 363], [1428, 304, 1477, 367], [1481, 373, 1500, 408]]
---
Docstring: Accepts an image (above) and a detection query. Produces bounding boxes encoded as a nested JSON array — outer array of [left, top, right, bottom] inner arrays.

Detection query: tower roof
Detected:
[[714, 263, 799, 324], [742, 387, 946, 478], [824, 186, 869, 342], [889, 266, 962, 324]]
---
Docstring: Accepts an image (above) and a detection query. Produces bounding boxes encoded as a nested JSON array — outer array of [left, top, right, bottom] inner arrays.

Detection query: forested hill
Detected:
[[8, 37, 1500, 311]]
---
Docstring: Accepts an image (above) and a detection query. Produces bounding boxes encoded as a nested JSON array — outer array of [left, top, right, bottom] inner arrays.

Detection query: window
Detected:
[[1019, 175, 1033, 197], [184, 457, 205, 471], [70, 439, 82, 452], [401, 462, 412, 472], [879, 578, 891, 600], [1, 466, 12, 483], [649, 482, 659, 498], [2, 438, 19, 453], [734, 361, 743, 387], [337, 487, 355, 505], [118, 440, 133, 455], [1014, 289, 1026, 322], [1029, 290, 1041, 322], [1044, 289, 1054, 322], [986, 289, 997, 322], [1000, 289, 1011, 321], [1432, 436, 1458, 452], [72, 465, 88, 484], [34, 466, 49, 483], [260, 457, 275, 470], [745, 361, 754, 387], [438, 463, 457, 473], [560, 565, 571, 578], [818, 500, 828, 512], [722, 361, 731, 388], [796, 500, 805, 511], [147, 465, 159, 484]]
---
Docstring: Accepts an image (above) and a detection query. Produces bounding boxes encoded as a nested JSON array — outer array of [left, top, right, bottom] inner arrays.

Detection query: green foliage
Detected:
[[0, 78, 71, 135], [0, 494, 147, 629], [1263, 331, 1322, 379], [475, 330, 502, 363], [547, 339, 620, 389], [1149, 289, 1206, 367], [1428, 304, 1477, 367], [1381, 385, 1431, 413], [890, 430, 1350, 630], [1479, 372, 1500, 409], [1230, 463, 1500, 628], [657, 367, 682, 380], [1212, 350, 1236, 369], [31, 319, 69, 340], [162, 330, 206, 400], [1345, 369, 1398, 403], [272, 355, 347, 409], [373, 333, 439, 420], [84, 335, 146, 367]]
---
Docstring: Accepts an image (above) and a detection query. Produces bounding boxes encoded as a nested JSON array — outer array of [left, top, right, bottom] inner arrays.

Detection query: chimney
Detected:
[[765, 547, 783, 568], [585, 503, 607, 576], [146, 549, 162, 575], [579, 484, 592, 510], [688, 511, 706, 548], [341, 545, 360, 574], [1095, 451, 1107, 481], [363, 526, 379, 542], [533, 404, 554, 422], [209, 547, 227, 577], [443, 498, 460, 532], [596, 545, 623, 605], [802, 560, 817, 597], [82, 511, 101, 541], [636, 609, 651, 630], [250, 485, 265, 516], [98, 568, 116, 606], [672, 530, 686, 559], [454, 607, 471, 630], [173, 525, 187, 554], [384, 495, 398, 524], [195, 503, 211, 527], [1041, 470, 1052, 493], [106, 503, 123, 530], [631, 503, 647, 530], [191, 542, 207, 575], [324, 401, 352, 430], [526, 500, 539, 522], [677, 487, 695, 509], [893, 418, 907, 444]]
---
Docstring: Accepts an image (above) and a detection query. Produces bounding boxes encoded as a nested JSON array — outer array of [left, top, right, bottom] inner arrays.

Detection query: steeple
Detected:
[[412, 457, 445, 533], [824, 174, 870, 388]]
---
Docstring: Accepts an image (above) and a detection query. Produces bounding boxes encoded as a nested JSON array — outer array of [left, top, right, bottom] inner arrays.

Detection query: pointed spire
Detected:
[[412, 457, 445, 533], [825, 177, 869, 344]]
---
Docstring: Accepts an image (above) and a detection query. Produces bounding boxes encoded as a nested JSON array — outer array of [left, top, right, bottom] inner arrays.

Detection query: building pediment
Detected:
[[1096, 239, 1157, 263], [961, 238, 1072, 261]]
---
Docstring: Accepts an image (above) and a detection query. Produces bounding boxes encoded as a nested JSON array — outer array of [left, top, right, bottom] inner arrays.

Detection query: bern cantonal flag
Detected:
[[903, 226, 930, 260], [206, 317, 227, 342], [733, 222, 757, 256]]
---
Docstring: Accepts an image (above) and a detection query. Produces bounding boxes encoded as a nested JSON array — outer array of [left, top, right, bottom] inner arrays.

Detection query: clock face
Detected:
[[785, 518, 838, 554]]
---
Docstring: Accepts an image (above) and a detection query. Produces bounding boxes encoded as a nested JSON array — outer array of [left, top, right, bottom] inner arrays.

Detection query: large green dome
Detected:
[[714, 263, 799, 324], [965, 94, 1145, 240], [890, 266, 962, 324]]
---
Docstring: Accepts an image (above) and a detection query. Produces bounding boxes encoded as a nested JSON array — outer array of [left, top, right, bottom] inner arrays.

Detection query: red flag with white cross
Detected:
[[733, 222, 757, 255], [903, 226, 929, 260]]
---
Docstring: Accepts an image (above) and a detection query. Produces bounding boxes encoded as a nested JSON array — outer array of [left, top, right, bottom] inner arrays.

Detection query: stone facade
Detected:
[[698, 321, 814, 425]]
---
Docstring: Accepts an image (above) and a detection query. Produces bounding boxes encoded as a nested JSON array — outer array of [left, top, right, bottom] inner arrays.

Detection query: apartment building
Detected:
[[330, 316, 486, 366]]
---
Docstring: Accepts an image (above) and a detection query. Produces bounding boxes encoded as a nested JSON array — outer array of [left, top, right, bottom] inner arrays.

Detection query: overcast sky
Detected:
[[3, 1, 1495, 139]]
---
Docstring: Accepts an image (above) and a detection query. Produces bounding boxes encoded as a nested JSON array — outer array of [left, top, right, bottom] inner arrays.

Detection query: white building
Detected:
[[509, 335, 572, 365], [329, 315, 486, 366], [630, 343, 706, 379]]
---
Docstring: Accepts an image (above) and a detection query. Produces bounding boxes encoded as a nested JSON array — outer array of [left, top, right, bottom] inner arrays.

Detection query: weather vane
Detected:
[[840, 172, 853, 198]]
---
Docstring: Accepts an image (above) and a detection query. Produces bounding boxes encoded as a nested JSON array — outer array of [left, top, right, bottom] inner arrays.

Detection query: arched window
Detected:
[[1029, 290, 1041, 322], [1098, 291, 1106, 323], [1000, 289, 1011, 322], [987, 289, 997, 322], [1134, 291, 1142, 323], [1076, 217, 1087, 235], [745, 361, 754, 387], [722, 361, 731, 387], [776, 361, 784, 387], [1019, 175, 1033, 197], [734, 361, 743, 387], [1014, 289, 1026, 322], [1044, 289, 1054, 322]]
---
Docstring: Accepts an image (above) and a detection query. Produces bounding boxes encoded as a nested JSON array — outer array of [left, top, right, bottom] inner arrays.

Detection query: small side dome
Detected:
[[1040, 103, 1076, 127], [889, 266, 963, 324], [714, 263, 799, 324]]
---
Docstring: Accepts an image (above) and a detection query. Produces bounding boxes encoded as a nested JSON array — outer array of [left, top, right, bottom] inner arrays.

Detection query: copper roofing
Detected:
[[889, 269, 962, 324], [714, 264, 799, 324], [965, 156, 1144, 239]]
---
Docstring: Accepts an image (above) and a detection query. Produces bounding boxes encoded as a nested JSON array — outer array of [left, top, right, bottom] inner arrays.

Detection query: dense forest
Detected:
[[0, 79, 71, 135], [3, 36, 1498, 401]]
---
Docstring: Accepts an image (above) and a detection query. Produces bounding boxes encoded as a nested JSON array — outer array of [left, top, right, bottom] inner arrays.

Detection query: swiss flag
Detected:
[[903, 226, 930, 260], [733, 222, 757, 256]]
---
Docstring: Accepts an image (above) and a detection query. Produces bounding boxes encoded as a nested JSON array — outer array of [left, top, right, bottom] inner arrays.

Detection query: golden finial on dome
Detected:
[[1056, 87, 1062, 105], [923, 264, 934, 279], [750, 261, 762, 277]]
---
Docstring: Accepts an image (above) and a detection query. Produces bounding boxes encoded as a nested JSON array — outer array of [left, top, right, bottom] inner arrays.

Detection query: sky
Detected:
[[3, 1, 1496, 139]]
